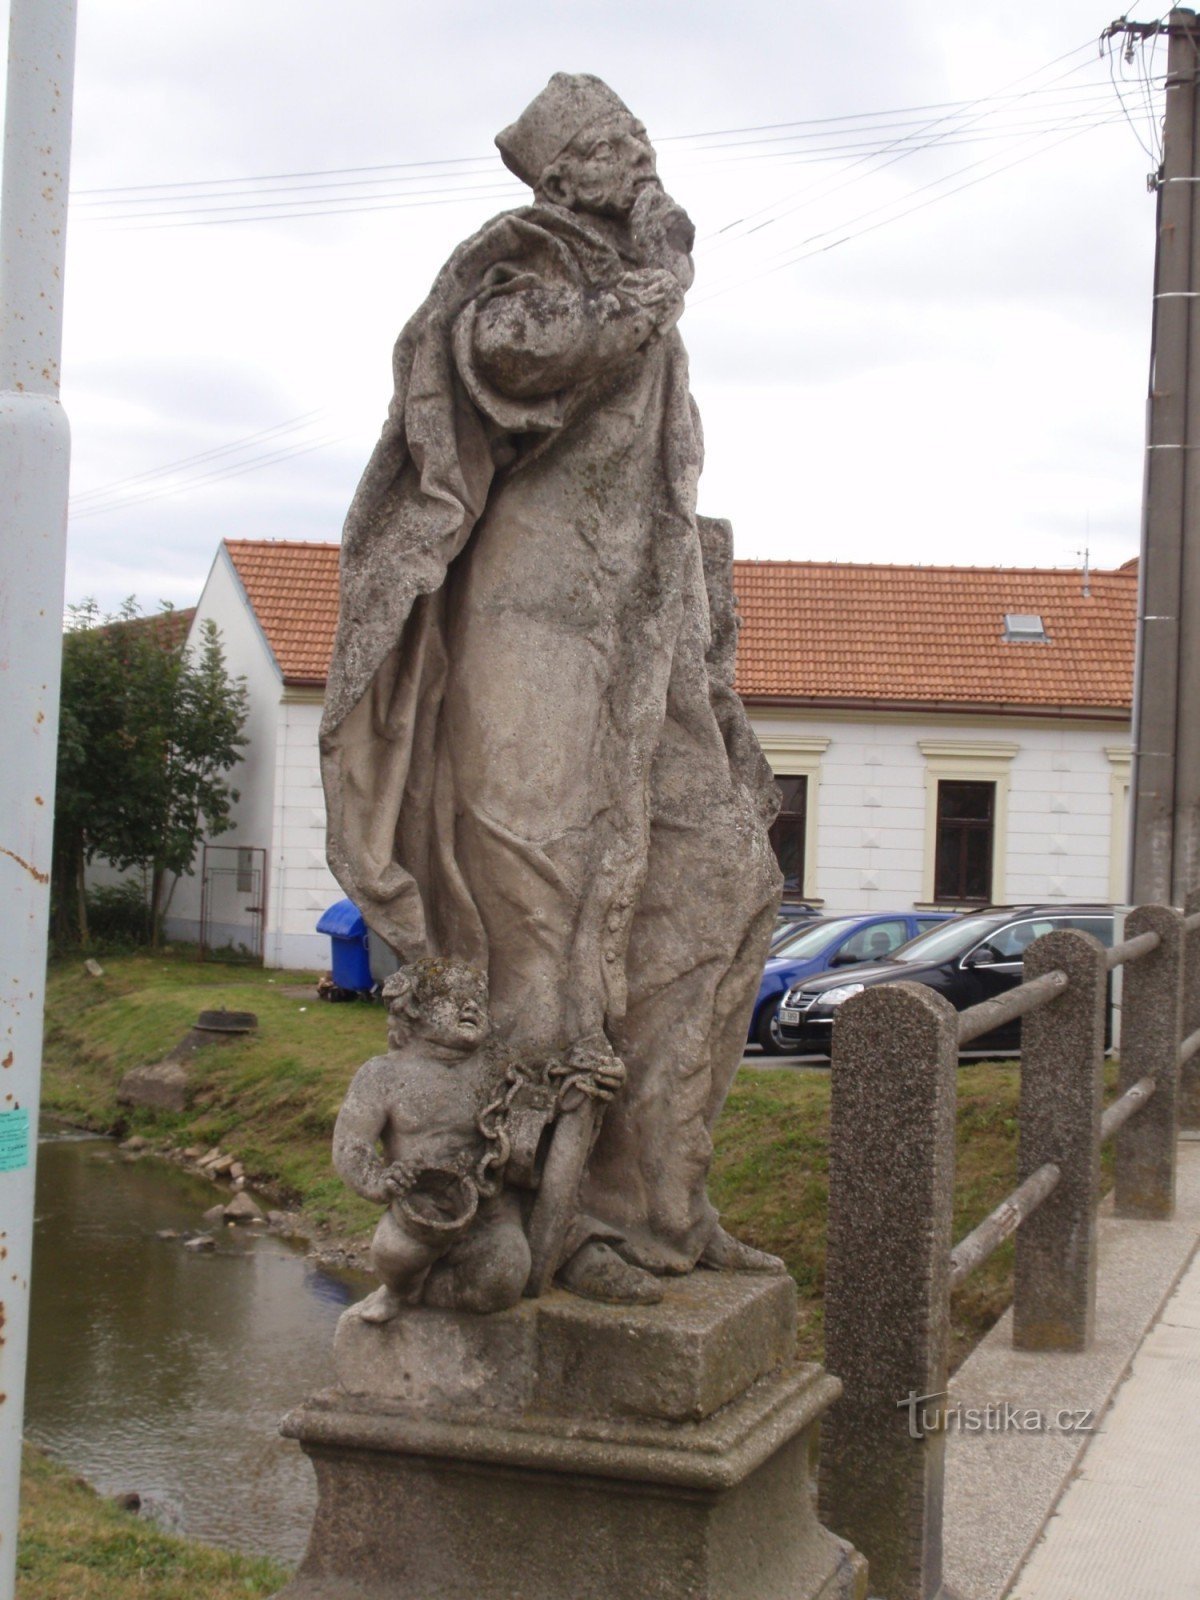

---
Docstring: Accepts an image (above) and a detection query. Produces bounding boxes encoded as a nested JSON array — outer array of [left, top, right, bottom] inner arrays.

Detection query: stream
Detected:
[[24, 1127, 372, 1567]]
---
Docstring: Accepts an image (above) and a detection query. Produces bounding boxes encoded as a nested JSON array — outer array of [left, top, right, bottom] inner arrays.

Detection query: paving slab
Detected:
[[941, 1140, 1200, 1600], [1008, 1254, 1200, 1598]]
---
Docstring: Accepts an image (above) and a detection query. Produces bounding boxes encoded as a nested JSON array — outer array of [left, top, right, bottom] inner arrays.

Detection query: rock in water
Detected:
[[224, 1191, 264, 1223]]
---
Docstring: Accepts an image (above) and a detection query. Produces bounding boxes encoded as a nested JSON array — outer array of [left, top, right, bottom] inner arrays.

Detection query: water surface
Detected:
[[26, 1130, 371, 1565]]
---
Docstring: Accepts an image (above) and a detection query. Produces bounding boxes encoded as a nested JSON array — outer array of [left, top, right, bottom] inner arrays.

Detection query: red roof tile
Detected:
[[226, 539, 340, 685], [224, 541, 1135, 714], [733, 561, 1135, 713]]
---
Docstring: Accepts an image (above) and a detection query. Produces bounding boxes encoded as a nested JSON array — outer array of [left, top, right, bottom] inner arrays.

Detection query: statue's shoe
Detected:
[[698, 1225, 787, 1274], [556, 1241, 664, 1305]]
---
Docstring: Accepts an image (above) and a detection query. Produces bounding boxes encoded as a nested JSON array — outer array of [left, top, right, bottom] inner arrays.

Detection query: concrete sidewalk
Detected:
[[942, 1139, 1200, 1600], [1007, 1247, 1200, 1599]]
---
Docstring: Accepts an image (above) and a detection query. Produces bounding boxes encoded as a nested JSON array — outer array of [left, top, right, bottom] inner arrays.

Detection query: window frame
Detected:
[[756, 733, 830, 903], [918, 740, 1016, 909], [934, 779, 995, 905]]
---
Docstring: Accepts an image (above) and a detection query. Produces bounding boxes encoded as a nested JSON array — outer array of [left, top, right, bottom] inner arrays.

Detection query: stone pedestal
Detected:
[[276, 1274, 866, 1600]]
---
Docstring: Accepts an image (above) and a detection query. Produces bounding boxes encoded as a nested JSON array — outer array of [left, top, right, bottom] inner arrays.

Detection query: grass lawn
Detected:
[[40, 948, 1116, 1367], [17, 1445, 287, 1600]]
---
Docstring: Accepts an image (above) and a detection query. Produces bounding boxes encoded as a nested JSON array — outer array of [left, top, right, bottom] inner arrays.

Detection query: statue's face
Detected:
[[415, 967, 490, 1052], [556, 116, 658, 218]]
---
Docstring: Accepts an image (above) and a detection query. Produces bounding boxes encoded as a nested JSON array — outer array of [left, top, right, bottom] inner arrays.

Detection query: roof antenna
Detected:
[[1075, 526, 1091, 598]]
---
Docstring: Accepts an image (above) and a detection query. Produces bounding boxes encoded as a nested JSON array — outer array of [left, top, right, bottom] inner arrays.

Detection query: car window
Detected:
[[837, 920, 910, 962], [892, 916, 1009, 964], [774, 917, 864, 960], [1064, 914, 1115, 947], [914, 916, 947, 933], [985, 919, 1057, 961]]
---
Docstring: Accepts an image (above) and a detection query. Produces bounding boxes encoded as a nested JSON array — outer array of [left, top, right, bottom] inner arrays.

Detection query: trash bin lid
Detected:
[[315, 897, 367, 938]]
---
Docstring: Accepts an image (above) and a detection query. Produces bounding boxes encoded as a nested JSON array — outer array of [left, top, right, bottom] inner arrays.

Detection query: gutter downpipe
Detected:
[[0, 1, 79, 1596]]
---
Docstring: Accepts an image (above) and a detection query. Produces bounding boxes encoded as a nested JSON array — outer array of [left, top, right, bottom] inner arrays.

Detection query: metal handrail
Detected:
[[1180, 1025, 1200, 1067], [948, 1162, 1061, 1288], [956, 968, 1068, 1046]]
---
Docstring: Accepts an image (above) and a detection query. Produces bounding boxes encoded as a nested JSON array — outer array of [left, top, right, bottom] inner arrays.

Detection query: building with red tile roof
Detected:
[[159, 539, 1137, 969], [220, 539, 1135, 716]]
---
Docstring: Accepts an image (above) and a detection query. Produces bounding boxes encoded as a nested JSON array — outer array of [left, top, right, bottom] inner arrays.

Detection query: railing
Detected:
[[817, 894, 1200, 1600]]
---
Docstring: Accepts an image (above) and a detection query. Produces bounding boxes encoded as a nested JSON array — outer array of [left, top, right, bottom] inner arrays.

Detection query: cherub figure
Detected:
[[332, 958, 533, 1322]]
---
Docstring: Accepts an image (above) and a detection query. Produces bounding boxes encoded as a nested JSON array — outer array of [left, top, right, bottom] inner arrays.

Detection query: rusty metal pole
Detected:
[[0, 0, 78, 1593], [1131, 9, 1200, 905]]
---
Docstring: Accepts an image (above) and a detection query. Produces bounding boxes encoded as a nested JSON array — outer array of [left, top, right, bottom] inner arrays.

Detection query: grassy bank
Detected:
[[40, 949, 1112, 1364], [17, 1445, 287, 1599]]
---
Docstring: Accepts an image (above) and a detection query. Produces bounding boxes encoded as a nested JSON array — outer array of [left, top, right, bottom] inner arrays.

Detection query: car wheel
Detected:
[[755, 1004, 784, 1054]]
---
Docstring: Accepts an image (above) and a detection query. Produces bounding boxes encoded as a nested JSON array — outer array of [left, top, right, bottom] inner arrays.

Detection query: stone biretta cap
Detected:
[[496, 73, 637, 187]]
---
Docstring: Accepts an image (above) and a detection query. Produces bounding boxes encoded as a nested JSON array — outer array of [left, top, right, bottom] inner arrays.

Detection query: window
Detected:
[[769, 776, 807, 897], [836, 919, 910, 962], [1003, 613, 1048, 642], [934, 780, 994, 903]]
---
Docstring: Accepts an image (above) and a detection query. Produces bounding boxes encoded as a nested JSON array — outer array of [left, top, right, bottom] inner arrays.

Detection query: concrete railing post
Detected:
[[820, 983, 959, 1600], [1116, 904, 1185, 1217], [1012, 930, 1107, 1352], [1182, 889, 1200, 1130]]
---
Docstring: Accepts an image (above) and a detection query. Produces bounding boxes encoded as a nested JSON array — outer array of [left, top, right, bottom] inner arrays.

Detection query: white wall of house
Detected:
[[750, 708, 1131, 912], [163, 549, 282, 952], [266, 692, 343, 969]]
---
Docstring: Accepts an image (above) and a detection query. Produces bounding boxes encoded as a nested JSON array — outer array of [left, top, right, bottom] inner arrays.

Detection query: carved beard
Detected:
[[629, 183, 696, 291]]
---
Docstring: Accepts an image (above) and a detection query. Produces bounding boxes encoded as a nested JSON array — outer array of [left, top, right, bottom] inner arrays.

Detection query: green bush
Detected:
[[83, 880, 151, 948]]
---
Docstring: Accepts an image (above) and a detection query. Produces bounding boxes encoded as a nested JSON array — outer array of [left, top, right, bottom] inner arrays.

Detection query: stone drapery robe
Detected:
[[320, 202, 782, 1273]]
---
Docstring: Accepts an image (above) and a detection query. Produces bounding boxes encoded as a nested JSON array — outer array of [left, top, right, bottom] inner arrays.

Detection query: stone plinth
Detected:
[[277, 1274, 866, 1600]]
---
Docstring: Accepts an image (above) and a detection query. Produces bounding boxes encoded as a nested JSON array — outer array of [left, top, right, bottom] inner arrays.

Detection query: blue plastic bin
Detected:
[[315, 898, 373, 992]]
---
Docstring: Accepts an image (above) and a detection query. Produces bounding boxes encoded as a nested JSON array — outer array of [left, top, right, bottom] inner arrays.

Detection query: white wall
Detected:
[[265, 692, 343, 969], [163, 548, 282, 949], [750, 708, 1131, 911]]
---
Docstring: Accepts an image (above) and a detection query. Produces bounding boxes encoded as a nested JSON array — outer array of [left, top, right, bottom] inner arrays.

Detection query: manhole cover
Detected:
[[195, 1009, 258, 1034]]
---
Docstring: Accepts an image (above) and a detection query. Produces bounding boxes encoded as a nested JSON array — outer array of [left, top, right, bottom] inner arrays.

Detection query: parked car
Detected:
[[775, 905, 1116, 1058], [749, 910, 955, 1053], [767, 902, 823, 950]]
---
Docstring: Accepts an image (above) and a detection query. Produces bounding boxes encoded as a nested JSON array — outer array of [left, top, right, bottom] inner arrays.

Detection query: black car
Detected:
[[774, 905, 1115, 1057]]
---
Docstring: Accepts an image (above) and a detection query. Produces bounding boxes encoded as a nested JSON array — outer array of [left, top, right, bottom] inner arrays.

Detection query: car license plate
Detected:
[[779, 1007, 801, 1025]]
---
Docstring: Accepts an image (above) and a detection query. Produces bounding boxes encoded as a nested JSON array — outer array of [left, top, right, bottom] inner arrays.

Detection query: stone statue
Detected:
[[332, 956, 623, 1320], [321, 72, 784, 1308]]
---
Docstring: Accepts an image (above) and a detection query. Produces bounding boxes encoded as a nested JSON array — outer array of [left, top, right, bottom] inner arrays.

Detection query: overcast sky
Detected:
[[5, 1, 1170, 613]]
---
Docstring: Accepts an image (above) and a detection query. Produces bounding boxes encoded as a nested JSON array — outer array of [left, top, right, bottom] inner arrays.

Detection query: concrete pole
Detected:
[[0, 0, 78, 1595], [1131, 9, 1200, 905]]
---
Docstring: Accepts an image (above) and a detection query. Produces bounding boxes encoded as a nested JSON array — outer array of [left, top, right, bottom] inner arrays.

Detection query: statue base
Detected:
[[276, 1274, 867, 1600]]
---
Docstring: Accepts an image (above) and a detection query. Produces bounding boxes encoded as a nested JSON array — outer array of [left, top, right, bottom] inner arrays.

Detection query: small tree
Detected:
[[52, 601, 249, 946]]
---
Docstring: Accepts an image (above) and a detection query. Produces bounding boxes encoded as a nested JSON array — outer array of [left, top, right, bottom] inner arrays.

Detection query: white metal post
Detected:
[[0, 0, 78, 1595]]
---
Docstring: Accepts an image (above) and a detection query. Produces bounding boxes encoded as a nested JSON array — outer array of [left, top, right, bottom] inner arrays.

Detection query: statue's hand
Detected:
[[591, 1053, 626, 1099], [561, 1034, 627, 1103], [616, 268, 685, 332], [382, 1160, 418, 1198]]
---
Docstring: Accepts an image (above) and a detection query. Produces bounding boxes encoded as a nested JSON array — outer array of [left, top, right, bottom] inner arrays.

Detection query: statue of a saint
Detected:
[[321, 73, 783, 1306]]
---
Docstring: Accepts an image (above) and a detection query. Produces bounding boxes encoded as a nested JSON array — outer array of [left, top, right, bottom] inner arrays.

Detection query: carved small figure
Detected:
[[332, 959, 533, 1321]]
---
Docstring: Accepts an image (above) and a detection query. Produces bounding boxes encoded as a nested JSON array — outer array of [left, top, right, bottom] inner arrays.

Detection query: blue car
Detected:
[[749, 911, 955, 1054]]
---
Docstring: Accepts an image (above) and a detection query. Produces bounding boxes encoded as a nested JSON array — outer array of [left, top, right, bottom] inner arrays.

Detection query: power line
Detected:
[[702, 44, 1104, 251], [69, 429, 351, 520], [691, 119, 1109, 308], [69, 409, 325, 507]]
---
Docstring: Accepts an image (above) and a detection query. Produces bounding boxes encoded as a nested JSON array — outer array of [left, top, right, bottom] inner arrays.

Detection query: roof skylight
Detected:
[[1003, 613, 1048, 643]]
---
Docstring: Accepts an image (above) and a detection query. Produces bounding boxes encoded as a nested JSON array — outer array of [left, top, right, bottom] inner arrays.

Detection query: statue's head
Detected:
[[497, 72, 657, 218], [382, 958, 490, 1054]]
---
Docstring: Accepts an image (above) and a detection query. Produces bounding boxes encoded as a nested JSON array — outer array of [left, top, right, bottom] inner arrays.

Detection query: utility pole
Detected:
[[0, 1, 79, 1596], [1126, 8, 1200, 905]]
